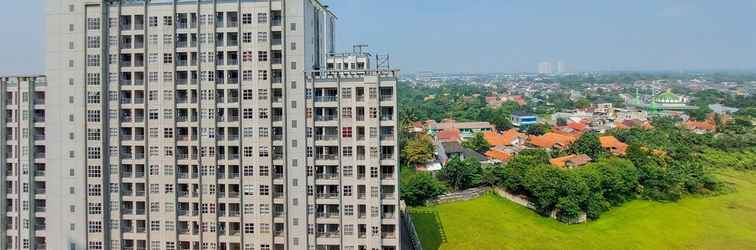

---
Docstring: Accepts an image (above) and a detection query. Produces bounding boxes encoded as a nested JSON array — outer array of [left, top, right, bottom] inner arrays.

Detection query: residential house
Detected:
[[512, 112, 538, 128], [437, 141, 488, 164], [434, 119, 495, 139], [684, 120, 716, 134], [485, 149, 512, 163], [528, 132, 578, 150], [550, 154, 593, 169], [599, 136, 628, 155]]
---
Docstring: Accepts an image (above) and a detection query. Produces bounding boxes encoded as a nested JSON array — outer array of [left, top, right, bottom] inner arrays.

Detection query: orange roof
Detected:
[[437, 128, 462, 142], [567, 122, 589, 131], [483, 131, 507, 146], [599, 136, 628, 155], [550, 154, 592, 168], [685, 120, 715, 131], [528, 132, 578, 149], [485, 149, 512, 162], [501, 129, 526, 146]]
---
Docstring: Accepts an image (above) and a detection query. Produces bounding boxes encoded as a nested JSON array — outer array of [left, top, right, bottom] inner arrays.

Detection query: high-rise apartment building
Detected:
[[537, 62, 553, 75], [1, 76, 49, 250], [40, 1, 399, 250]]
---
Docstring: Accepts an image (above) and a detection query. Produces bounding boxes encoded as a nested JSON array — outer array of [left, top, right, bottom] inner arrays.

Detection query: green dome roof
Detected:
[[653, 90, 683, 103]]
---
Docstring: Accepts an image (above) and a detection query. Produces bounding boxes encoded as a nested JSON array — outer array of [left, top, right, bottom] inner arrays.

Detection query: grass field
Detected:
[[410, 169, 756, 250]]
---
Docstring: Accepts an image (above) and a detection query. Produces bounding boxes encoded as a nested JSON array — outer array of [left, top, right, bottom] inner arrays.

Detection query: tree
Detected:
[[440, 157, 483, 190], [491, 115, 514, 131], [400, 172, 447, 206], [567, 132, 607, 159], [480, 165, 505, 186], [462, 132, 491, 154], [402, 134, 435, 165], [526, 124, 549, 136]]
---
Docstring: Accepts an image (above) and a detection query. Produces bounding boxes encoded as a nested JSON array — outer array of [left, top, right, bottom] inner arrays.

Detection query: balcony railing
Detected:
[[314, 96, 337, 102]]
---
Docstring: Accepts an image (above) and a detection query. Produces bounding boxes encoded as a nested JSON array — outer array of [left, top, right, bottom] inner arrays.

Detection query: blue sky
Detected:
[[2, 0, 755, 74]]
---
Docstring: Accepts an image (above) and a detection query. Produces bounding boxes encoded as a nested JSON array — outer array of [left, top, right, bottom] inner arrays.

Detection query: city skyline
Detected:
[[3, 1, 756, 75]]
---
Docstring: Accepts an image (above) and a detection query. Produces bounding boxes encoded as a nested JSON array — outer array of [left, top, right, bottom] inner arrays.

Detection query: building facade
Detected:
[[42, 0, 398, 250], [2, 76, 49, 250]]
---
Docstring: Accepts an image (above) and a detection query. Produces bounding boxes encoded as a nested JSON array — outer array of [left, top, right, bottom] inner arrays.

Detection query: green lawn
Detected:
[[410, 169, 756, 250]]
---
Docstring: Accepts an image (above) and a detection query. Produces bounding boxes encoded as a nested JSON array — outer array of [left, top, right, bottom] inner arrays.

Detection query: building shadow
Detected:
[[410, 209, 447, 250]]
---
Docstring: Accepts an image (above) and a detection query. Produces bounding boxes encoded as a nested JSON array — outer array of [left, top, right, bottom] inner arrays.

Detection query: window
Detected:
[[87, 54, 100, 67], [242, 13, 253, 24], [87, 91, 101, 104], [87, 147, 101, 159], [242, 32, 252, 43], [87, 128, 101, 141], [257, 13, 268, 23], [343, 146, 353, 157], [87, 110, 101, 122], [243, 108, 254, 119], [290, 23, 297, 31], [163, 53, 173, 64], [87, 165, 102, 177], [163, 16, 173, 26], [342, 88, 352, 98], [258, 70, 268, 80], [148, 16, 158, 27], [87, 73, 100, 85], [87, 36, 101, 48], [342, 127, 352, 138], [342, 107, 352, 118], [242, 51, 253, 62], [243, 165, 254, 176], [257, 32, 268, 42], [242, 89, 253, 100], [87, 18, 101, 30], [258, 108, 269, 119], [258, 51, 268, 62]]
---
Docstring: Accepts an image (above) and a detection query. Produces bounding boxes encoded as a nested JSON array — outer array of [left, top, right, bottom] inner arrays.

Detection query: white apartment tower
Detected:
[[42, 1, 399, 250], [2, 76, 49, 250]]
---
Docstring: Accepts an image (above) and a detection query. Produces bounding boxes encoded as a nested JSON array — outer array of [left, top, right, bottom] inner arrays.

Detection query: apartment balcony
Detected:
[[316, 212, 340, 219], [273, 192, 284, 199], [383, 212, 396, 219], [380, 134, 395, 141], [381, 173, 395, 180], [272, 115, 283, 122], [381, 154, 395, 160], [315, 115, 337, 122], [317, 231, 340, 238], [380, 114, 394, 121], [380, 95, 394, 102], [382, 232, 397, 239], [315, 173, 339, 180], [314, 96, 337, 102], [272, 153, 283, 160], [316, 154, 338, 161], [315, 192, 338, 199], [34, 134, 46, 141], [381, 192, 396, 200], [314, 134, 338, 141]]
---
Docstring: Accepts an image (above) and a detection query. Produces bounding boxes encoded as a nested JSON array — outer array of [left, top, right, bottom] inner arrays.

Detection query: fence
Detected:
[[400, 201, 424, 250], [428, 187, 489, 204], [424, 187, 587, 224]]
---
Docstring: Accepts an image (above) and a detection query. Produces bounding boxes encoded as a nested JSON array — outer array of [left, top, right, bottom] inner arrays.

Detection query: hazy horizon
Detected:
[[2, 0, 755, 75]]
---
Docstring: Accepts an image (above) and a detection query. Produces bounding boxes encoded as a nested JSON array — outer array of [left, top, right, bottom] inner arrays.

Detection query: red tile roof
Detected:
[[685, 120, 716, 132], [528, 132, 578, 149], [599, 136, 628, 155], [437, 128, 462, 142], [485, 149, 512, 162], [550, 154, 592, 168]]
